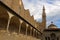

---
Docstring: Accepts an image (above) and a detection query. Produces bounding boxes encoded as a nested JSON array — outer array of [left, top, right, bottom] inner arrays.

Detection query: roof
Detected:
[[48, 22, 57, 29], [44, 28, 60, 32]]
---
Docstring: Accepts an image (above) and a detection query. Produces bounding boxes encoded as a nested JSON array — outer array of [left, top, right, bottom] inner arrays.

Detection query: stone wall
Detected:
[[1, 0, 20, 13], [0, 0, 41, 28]]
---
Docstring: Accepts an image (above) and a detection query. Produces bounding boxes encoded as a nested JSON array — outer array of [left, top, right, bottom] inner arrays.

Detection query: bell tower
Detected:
[[42, 6, 46, 29]]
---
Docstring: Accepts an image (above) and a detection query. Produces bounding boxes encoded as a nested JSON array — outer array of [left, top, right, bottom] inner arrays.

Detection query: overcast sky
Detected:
[[22, 0, 60, 28]]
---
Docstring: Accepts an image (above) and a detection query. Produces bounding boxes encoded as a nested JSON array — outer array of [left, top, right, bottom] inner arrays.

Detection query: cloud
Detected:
[[23, 0, 60, 27]]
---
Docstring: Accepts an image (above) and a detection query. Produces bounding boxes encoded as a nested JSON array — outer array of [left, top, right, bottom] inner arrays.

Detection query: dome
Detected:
[[48, 22, 57, 29]]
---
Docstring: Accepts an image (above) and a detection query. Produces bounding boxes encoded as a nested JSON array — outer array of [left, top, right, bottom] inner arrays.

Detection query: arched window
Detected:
[[20, 21, 26, 35], [9, 16, 20, 33], [0, 5, 9, 30]]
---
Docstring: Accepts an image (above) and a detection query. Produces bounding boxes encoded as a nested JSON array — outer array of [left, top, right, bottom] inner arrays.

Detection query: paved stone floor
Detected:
[[0, 30, 41, 40]]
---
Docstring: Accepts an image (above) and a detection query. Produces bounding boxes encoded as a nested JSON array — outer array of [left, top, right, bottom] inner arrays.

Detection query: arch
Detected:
[[20, 21, 26, 35], [34, 30, 36, 37], [51, 33, 56, 38], [27, 25, 31, 35], [9, 16, 20, 33], [57, 37, 59, 40], [50, 33, 56, 40], [31, 28, 34, 36], [36, 32, 39, 38], [37, 32, 41, 39], [0, 5, 9, 30]]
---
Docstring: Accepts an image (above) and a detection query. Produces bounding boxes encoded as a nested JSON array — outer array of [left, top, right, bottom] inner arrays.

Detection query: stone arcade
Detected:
[[0, 0, 46, 40]]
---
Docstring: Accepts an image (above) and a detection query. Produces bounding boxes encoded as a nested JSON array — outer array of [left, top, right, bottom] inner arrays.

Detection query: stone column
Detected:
[[35, 30, 37, 38], [26, 24, 28, 35], [7, 18, 10, 32], [33, 29, 35, 40], [26, 24, 28, 40], [30, 27, 32, 40], [34, 30, 36, 37], [30, 27, 32, 36], [36, 31, 37, 38], [7, 12, 14, 32], [19, 20, 23, 34], [33, 29, 35, 37], [19, 19, 22, 34], [19, 23, 21, 34]]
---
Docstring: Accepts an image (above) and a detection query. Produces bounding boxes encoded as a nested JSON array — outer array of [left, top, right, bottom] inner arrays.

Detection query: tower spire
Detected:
[[42, 5, 46, 29], [42, 5, 45, 15], [43, 5, 45, 10], [51, 21, 53, 24]]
